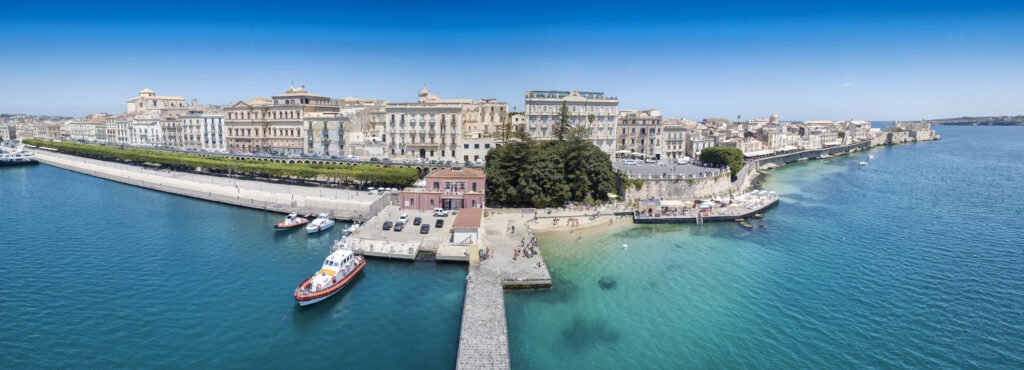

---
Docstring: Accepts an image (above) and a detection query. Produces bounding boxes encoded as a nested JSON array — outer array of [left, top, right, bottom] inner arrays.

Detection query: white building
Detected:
[[182, 110, 226, 152], [525, 89, 618, 155], [130, 115, 164, 147]]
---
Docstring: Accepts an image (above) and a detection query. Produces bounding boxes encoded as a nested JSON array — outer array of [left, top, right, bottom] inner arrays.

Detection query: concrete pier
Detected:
[[32, 150, 387, 221], [633, 198, 780, 224]]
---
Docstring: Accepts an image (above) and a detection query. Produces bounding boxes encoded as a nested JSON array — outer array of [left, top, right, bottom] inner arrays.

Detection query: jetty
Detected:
[[633, 193, 780, 224], [31, 150, 388, 221]]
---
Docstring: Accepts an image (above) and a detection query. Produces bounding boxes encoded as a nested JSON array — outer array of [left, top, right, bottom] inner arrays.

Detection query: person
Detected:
[[511, 225, 515, 234], [466, 274, 472, 283]]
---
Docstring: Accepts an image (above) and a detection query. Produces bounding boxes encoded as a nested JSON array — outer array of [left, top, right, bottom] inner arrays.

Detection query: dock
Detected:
[[455, 210, 551, 369], [633, 198, 780, 224]]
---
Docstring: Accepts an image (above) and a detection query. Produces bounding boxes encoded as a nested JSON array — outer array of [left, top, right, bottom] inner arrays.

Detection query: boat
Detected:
[[0, 145, 38, 166], [867, 155, 874, 160], [293, 249, 365, 306], [305, 213, 336, 234], [341, 221, 360, 236], [274, 213, 308, 231], [858, 161, 868, 167]]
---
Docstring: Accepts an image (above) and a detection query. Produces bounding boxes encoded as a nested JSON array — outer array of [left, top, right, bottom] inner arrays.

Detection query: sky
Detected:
[[1, 0, 1022, 121]]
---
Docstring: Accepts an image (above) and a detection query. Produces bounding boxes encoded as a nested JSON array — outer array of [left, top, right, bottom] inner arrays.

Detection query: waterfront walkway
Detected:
[[32, 150, 386, 220]]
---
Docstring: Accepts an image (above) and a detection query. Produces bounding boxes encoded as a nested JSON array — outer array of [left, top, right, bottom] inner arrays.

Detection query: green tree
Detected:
[[555, 101, 570, 141], [699, 146, 744, 176]]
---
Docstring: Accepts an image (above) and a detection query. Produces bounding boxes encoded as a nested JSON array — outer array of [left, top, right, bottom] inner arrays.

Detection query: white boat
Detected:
[[858, 161, 868, 167], [867, 155, 874, 160], [305, 213, 336, 234], [293, 249, 365, 306], [0, 145, 37, 166], [342, 221, 360, 235]]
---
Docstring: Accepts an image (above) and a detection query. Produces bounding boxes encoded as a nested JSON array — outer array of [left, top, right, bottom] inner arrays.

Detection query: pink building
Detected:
[[400, 167, 486, 210]]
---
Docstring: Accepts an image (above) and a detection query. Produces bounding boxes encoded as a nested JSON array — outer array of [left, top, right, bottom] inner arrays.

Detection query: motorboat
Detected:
[[274, 213, 308, 231], [0, 145, 37, 166], [858, 161, 868, 167], [293, 249, 365, 306], [305, 213, 336, 234], [867, 155, 874, 160], [342, 221, 360, 236]]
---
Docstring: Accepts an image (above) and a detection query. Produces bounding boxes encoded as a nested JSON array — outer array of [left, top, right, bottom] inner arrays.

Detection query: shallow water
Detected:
[[507, 126, 1024, 368], [0, 165, 466, 368]]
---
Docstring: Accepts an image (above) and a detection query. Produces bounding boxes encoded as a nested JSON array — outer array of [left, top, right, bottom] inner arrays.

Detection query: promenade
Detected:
[[32, 150, 387, 220]]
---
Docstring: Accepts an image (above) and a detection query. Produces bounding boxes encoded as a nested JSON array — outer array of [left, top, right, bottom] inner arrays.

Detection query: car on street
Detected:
[[393, 222, 405, 232], [381, 158, 392, 163], [435, 219, 444, 228], [420, 224, 430, 234], [382, 221, 393, 230], [399, 214, 409, 224], [413, 217, 422, 225], [369, 157, 381, 163]]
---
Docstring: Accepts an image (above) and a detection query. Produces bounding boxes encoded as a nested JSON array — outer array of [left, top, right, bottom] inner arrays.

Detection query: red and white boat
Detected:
[[294, 249, 365, 306], [274, 213, 308, 231]]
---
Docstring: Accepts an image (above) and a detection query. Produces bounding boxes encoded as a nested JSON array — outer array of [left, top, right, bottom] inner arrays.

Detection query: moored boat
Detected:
[[305, 213, 336, 234], [274, 213, 308, 231], [0, 146, 38, 166], [294, 249, 365, 306]]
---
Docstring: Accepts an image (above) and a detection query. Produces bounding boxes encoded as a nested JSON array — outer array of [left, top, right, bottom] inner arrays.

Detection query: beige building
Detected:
[[384, 86, 507, 161], [223, 86, 339, 154], [661, 119, 696, 161], [525, 89, 619, 154], [615, 109, 662, 159], [126, 89, 186, 113]]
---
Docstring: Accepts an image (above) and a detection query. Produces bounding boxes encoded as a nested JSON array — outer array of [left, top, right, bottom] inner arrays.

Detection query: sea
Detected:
[[2, 125, 1022, 368]]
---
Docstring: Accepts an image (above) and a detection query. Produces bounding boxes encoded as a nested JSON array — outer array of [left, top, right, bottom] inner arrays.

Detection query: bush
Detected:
[[699, 146, 744, 176]]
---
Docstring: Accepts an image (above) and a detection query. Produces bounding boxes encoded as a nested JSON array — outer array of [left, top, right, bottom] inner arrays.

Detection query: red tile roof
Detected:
[[452, 207, 483, 228], [426, 167, 485, 179]]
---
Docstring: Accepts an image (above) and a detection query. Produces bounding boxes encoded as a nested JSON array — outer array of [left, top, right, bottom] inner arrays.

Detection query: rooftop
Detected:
[[426, 167, 485, 179], [453, 207, 483, 228]]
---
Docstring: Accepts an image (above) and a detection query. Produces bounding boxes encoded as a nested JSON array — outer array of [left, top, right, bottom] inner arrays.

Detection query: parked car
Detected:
[[420, 224, 430, 234], [393, 222, 405, 232], [429, 159, 439, 165], [345, 155, 358, 161], [369, 157, 381, 162], [413, 217, 422, 225], [381, 158, 392, 163], [623, 159, 636, 165], [433, 208, 448, 217], [435, 219, 444, 228], [414, 158, 426, 164], [382, 221, 393, 230], [645, 158, 657, 163], [399, 214, 409, 224]]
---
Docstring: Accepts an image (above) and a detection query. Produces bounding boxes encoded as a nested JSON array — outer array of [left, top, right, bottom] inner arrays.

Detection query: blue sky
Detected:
[[1, 0, 1022, 120]]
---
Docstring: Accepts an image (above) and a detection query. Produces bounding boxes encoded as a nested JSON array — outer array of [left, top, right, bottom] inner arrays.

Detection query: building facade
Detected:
[[525, 89, 618, 154], [616, 109, 663, 159], [126, 89, 186, 113], [182, 110, 226, 152], [400, 167, 486, 211]]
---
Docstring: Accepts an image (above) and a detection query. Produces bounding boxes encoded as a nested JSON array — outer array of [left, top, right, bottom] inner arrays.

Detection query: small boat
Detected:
[[274, 213, 308, 231], [341, 221, 360, 235], [293, 249, 365, 306], [858, 161, 868, 167], [305, 213, 336, 234], [867, 155, 874, 160]]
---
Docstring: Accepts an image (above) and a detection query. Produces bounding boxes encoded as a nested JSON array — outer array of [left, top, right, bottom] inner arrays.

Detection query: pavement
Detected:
[[613, 159, 726, 179], [351, 206, 451, 251]]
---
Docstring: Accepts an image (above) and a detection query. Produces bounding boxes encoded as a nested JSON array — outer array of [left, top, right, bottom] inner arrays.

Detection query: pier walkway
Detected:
[[32, 150, 387, 221], [456, 211, 551, 370]]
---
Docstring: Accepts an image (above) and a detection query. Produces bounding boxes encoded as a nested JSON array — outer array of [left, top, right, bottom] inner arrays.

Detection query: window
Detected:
[[430, 199, 435, 206], [472, 183, 477, 192], [484, 144, 490, 149], [463, 144, 469, 149], [434, 182, 439, 190], [474, 144, 479, 149]]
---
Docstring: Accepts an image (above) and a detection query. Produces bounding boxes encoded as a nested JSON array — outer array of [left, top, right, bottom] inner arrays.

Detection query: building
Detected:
[[130, 114, 164, 147], [525, 89, 618, 154], [66, 116, 107, 142], [460, 136, 497, 163], [661, 118, 696, 161], [0, 125, 14, 141], [303, 111, 344, 157], [400, 167, 485, 211], [182, 110, 226, 152], [687, 135, 716, 158], [223, 86, 339, 154], [384, 86, 506, 161], [126, 89, 186, 113], [616, 109, 662, 159], [451, 207, 483, 245]]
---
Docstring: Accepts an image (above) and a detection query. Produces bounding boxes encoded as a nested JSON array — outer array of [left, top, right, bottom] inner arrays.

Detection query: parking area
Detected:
[[613, 159, 726, 179], [354, 206, 454, 251]]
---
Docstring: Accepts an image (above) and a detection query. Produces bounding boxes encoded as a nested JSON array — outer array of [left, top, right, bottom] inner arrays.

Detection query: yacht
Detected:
[[293, 249, 365, 306], [274, 213, 308, 231], [305, 213, 336, 234], [0, 145, 37, 166]]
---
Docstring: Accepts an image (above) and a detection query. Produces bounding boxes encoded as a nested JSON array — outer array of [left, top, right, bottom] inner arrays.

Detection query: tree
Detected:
[[555, 101, 570, 141], [699, 146, 744, 176]]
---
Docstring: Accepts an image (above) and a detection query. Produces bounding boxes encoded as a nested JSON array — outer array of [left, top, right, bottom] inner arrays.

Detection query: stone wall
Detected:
[[625, 171, 732, 200], [755, 140, 872, 169]]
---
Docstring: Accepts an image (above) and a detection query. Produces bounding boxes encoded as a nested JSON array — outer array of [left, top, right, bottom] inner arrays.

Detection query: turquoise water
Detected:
[[507, 126, 1024, 368], [0, 165, 466, 368]]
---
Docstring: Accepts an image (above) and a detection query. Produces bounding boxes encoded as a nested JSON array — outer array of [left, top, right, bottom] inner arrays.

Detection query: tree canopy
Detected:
[[699, 146, 744, 176], [485, 139, 616, 208], [24, 139, 419, 186]]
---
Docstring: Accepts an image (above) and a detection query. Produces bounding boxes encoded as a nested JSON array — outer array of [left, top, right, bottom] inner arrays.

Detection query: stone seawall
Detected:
[[32, 150, 388, 221], [625, 171, 732, 200], [754, 140, 873, 169]]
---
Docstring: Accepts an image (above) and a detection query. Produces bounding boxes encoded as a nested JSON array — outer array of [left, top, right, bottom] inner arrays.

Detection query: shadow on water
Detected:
[[560, 316, 621, 352], [597, 277, 617, 290]]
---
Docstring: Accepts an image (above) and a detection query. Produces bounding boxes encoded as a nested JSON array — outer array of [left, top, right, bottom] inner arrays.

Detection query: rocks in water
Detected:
[[560, 316, 621, 351], [598, 277, 616, 290]]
